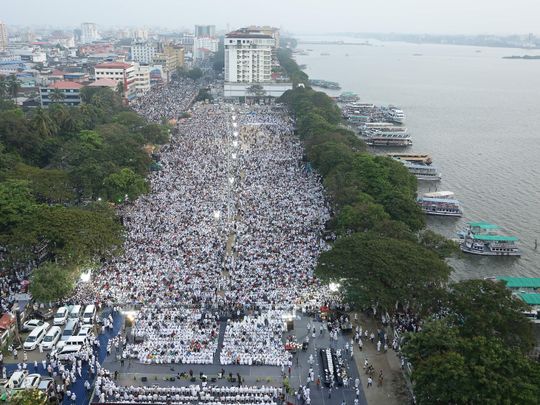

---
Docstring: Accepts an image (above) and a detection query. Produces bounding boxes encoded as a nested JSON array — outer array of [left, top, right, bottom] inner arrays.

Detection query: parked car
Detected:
[[4, 370, 28, 389], [19, 373, 41, 389], [82, 304, 96, 324], [57, 319, 79, 349], [77, 325, 93, 338], [21, 319, 47, 332], [23, 325, 49, 350], [41, 326, 62, 350], [53, 307, 69, 326], [37, 377, 55, 394], [56, 336, 88, 361]]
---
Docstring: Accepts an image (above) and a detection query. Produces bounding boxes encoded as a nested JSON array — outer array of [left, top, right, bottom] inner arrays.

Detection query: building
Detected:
[[130, 42, 156, 64], [193, 37, 219, 60], [40, 81, 82, 107], [195, 25, 215, 38], [153, 44, 184, 82], [224, 27, 291, 98], [134, 64, 151, 94], [0, 21, 8, 51], [94, 61, 136, 100], [81, 22, 99, 44]]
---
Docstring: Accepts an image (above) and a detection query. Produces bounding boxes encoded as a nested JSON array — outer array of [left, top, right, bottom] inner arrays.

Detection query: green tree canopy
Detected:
[[316, 233, 451, 314], [103, 167, 148, 202], [30, 262, 76, 303], [0, 179, 36, 233]]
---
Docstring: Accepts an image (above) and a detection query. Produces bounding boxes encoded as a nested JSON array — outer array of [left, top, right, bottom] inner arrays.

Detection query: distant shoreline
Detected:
[[502, 55, 540, 60]]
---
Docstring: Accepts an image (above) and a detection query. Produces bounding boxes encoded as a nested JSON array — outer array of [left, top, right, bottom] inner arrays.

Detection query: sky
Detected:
[[2, 0, 539, 35]]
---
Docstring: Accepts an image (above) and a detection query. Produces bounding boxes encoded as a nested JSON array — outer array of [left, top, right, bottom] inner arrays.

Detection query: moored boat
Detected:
[[398, 160, 441, 180], [417, 191, 462, 216], [388, 153, 432, 165], [459, 222, 521, 256]]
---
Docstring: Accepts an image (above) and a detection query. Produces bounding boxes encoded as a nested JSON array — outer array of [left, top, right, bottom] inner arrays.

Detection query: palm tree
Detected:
[[30, 108, 58, 138], [0, 75, 7, 100], [49, 88, 65, 103], [6, 74, 20, 103]]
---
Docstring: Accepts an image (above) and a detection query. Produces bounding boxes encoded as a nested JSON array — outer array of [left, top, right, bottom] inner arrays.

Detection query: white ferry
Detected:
[[459, 222, 521, 256], [387, 107, 405, 124], [365, 132, 412, 147], [399, 161, 441, 181], [417, 191, 463, 217]]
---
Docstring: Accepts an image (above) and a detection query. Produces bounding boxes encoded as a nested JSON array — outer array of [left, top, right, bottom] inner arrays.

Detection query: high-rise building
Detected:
[[194, 25, 215, 38], [80, 22, 99, 44], [0, 21, 8, 51], [224, 27, 291, 98], [130, 42, 156, 64], [224, 29, 273, 84], [193, 37, 219, 59]]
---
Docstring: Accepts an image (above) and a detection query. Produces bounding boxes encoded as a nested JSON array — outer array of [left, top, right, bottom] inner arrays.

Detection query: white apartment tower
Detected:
[[130, 42, 156, 64], [224, 29, 273, 84], [81, 22, 99, 44], [0, 21, 8, 51]]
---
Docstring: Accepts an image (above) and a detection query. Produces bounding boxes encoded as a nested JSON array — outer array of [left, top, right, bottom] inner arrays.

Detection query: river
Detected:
[[295, 36, 540, 280]]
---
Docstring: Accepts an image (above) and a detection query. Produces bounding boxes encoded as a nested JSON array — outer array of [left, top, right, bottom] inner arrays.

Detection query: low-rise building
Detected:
[[94, 61, 136, 100], [40, 80, 83, 107]]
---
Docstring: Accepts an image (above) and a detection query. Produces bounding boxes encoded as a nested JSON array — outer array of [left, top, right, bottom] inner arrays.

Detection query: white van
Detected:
[[57, 336, 88, 361], [68, 305, 83, 320], [23, 325, 48, 350], [59, 319, 79, 344], [82, 304, 96, 324], [41, 326, 62, 350], [53, 307, 69, 325], [4, 370, 28, 389]]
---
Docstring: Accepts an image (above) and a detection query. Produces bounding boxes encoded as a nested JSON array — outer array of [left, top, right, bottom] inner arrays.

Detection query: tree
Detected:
[[49, 88, 65, 103], [9, 389, 47, 405], [403, 320, 540, 405], [246, 84, 266, 100], [316, 233, 451, 314], [29, 262, 76, 303], [447, 279, 535, 353], [418, 229, 459, 258], [103, 168, 148, 202], [116, 80, 125, 98], [0, 180, 36, 233], [9, 163, 75, 203], [6, 74, 21, 103], [30, 108, 58, 138], [186, 67, 203, 80], [335, 200, 390, 234]]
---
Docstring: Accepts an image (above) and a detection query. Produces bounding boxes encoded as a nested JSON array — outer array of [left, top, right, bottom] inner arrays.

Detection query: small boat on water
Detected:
[[338, 92, 360, 102], [459, 222, 521, 256], [309, 79, 341, 90], [417, 191, 462, 217], [386, 106, 405, 124], [388, 153, 432, 165]]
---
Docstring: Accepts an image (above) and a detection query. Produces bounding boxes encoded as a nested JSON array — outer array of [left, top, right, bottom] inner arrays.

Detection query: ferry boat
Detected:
[[337, 92, 360, 102], [417, 191, 462, 217], [386, 106, 406, 124], [459, 222, 521, 256], [399, 161, 441, 180], [388, 153, 432, 165], [364, 132, 412, 147], [309, 79, 341, 90]]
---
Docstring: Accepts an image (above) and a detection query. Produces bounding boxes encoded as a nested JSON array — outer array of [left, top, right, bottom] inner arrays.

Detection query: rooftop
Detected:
[[471, 234, 518, 242], [518, 293, 540, 305], [468, 222, 500, 229], [95, 62, 132, 69], [87, 78, 117, 88], [498, 277, 540, 288], [49, 81, 83, 90]]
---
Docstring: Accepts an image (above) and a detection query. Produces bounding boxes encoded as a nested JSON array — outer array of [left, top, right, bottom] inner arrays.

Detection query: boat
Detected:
[[364, 132, 413, 147], [399, 160, 441, 181], [338, 92, 360, 102], [459, 222, 521, 256], [386, 106, 405, 124], [388, 153, 432, 165], [417, 191, 462, 217], [309, 79, 341, 90]]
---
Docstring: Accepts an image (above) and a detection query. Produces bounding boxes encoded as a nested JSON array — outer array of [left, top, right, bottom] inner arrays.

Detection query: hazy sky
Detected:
[[3, 0, 539, 35]]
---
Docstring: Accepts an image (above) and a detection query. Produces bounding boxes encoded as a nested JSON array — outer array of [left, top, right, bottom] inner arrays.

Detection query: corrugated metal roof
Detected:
[[518, 293, 540, 305], [498, 277, 540, 288]]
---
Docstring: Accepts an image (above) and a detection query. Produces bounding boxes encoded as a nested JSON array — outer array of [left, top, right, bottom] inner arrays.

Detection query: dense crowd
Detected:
[[75, 96, 331, 369], [131, 79, 199, 123]]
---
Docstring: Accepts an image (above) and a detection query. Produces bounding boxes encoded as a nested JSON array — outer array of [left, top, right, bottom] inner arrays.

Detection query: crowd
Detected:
[[131, 79, 199, 123], [95, 377, 281, 404], [76, 97, 331, 368]]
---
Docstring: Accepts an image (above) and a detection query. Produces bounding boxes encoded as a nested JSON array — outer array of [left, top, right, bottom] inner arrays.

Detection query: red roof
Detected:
[[49, 81, 83, 90], [0, 313, 14, 330], [95, 62, 132, 69], [88, 78, 117, 88]]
